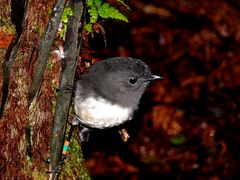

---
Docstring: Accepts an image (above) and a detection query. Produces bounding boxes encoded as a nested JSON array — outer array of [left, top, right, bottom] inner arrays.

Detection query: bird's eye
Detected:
[[129, 78, 137, 84]]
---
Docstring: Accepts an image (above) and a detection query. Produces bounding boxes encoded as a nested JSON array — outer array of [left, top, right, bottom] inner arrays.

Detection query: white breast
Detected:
[[74, 95, 133, 129]]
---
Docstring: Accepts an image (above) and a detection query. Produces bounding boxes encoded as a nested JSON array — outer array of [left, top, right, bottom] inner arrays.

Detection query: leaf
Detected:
[[170, 135, 186, 145], [85, 23, 93, 32], [59, 7, 73, 40], [88, 6, 98, 23], [93, 0, 102, 7], [85, 0, 129, 33], [87, 0, 94, 6], [61, 7, 73, 23], [98, 3, 128, 22]]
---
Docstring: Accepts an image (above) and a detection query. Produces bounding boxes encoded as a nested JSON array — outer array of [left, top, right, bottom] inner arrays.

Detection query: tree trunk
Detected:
[[0, 0, 88, 179]]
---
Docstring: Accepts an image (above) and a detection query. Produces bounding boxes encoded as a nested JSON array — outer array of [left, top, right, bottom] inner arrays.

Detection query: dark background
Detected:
[[81, 0, 240, 179]]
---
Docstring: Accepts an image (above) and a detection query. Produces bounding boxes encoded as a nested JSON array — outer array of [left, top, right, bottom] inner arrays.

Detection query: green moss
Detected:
[[0, 4, 16, 34], [24, 157, 48, 179], [60, 135, 90, 179], [47, 57, 53, 70], [32, 21, 45, 37], [0, 24, 16, 34]]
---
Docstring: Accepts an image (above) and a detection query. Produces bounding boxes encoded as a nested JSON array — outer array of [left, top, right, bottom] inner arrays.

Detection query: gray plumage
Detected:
[[74, 57, 162, 129]]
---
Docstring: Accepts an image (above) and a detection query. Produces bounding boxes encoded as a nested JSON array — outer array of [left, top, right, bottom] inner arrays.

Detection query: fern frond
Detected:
[[87, 0, 94, 6], [85, 23, 93, 32], [88, 6, 98, 23], [93, 0, 102, 7], [98, 3, 128, 22], [117, 0, 131, 10], [85, 0, 129, 33], [61, 7, 73, 23]]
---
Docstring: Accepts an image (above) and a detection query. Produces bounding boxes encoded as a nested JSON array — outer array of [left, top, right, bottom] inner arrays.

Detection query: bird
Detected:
[[73, 57, 162, 141]]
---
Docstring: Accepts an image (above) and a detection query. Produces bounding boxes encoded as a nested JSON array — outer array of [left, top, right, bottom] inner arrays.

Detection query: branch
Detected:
[[49, 0, 86, 178], [28, 0, 67, 103], [133, 1, 172, 18]]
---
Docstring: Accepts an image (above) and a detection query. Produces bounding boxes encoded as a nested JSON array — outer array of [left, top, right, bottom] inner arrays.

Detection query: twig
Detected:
[[28, 0, 67, 103], [49, 0, 86, 179]]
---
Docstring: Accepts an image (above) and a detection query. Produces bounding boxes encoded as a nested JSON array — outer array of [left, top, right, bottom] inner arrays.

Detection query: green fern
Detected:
[[60, 7, 73, 40], [98, 3, 128, 22], [85, 0, 129, 32], [94, 0, 102, 7], [87, 0, 94, 6], [85, 23, 93, 32], [62, 7, 73, 23], [88, 6, 98, 23]]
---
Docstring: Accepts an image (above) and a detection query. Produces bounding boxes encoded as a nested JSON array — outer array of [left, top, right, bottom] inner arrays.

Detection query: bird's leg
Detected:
[[119, 128, 130, 142], [72, 115, 91, 142], [79, 126, 91, 142]]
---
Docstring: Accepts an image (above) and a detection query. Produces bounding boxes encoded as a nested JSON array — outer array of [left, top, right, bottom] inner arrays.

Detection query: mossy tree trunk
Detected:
[[0, 0, 88, 179]]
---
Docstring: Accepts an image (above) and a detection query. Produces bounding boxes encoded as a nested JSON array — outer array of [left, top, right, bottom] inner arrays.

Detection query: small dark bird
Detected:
[[73, 57, 162, 140]]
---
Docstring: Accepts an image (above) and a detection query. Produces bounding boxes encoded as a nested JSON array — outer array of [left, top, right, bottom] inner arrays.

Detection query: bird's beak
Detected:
[[147, 75, 164, 81]]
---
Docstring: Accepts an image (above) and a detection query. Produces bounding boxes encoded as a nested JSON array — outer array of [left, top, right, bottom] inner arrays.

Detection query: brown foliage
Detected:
[[83, 0, 240, 179]]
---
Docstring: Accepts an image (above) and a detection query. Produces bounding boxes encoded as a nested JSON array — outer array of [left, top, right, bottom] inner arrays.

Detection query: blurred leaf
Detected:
[[170, 135, 186, 145], [84, 23, 93, 32]]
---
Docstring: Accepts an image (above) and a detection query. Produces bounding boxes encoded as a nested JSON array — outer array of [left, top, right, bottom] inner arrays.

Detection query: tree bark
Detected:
[[0, 0, 62, 178], [28, 0, 67, 103], [0, 0, 90, 178]]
